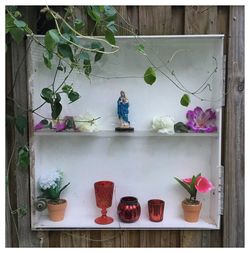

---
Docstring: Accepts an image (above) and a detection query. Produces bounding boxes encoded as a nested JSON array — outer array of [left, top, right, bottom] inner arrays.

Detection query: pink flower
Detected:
[[55, 122, 66, 132], [183, 178, 192, 184], [34, 122, 44, 131], [195, 176, 214, 193], [186, 107, 217, 133]]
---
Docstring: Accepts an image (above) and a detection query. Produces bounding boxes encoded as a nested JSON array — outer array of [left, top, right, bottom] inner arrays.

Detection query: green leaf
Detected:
[[18, 146, 29, 169], [41, 88, 53, 103], [44, 29, 60, 51], [105, 30, 116, 45], [43, 52, 52, 69], [58, 182, 70, 198], [180, 94, 190, 107], [62, 84, 73, 94], [174, 122, 189, 133], [13, 19, 26, 28], [144, 67, 156, 85], [74, 19, 84, 32], [79, 51, 90, 61], [106, 21, 117, 33], [136, 44, 146, 55], [104, 6, 117, 21], [83, 60, 92, 77], [91, 42, 105, 62], [15, 115, 27, 135], [68, 91, 80, 103], [55, 93, 61, 103], [174, 177, 193, 196], [9, 27, 25, 43], [51, 102, 62, 120], [57, 43, 73, 60], [87, 6, 101, 23]]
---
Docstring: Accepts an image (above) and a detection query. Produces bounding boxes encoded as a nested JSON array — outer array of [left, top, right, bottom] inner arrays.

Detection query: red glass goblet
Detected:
[[94, 181, 114, 225]]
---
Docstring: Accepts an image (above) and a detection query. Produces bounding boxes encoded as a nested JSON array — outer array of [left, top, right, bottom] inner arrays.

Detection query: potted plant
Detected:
[[174, 173, 214, 222], [38, 169, 70, 221]]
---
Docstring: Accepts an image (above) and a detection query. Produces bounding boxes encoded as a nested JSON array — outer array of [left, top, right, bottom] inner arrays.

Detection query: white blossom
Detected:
[[75, 113, 99, 132], [152, 116, 175, 134], [39, 169, 63, 190]]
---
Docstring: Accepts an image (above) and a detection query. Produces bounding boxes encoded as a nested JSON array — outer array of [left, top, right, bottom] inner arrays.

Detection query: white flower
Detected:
[[75, 113, 99, 132], [152, 116, 175, 134], [39, 169, 63, 190]]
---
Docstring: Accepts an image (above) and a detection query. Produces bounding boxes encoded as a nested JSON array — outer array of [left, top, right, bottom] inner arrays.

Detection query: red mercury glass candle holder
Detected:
[[148, 199, 165, 222], [94, 181, 114, 225]]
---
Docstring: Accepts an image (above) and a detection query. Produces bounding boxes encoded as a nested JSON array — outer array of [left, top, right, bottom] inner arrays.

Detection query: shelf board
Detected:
[[34, 130, 219, 138], [33, 214, 218, 230]]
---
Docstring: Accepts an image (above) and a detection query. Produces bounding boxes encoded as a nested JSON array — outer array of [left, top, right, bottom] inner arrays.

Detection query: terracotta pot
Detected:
[[182, 200, 202, 222], [47, 199, 67, 221]]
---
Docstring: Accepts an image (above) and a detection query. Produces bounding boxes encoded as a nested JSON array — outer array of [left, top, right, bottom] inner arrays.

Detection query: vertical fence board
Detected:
[[223, 6, 244, 247], [138, 6, 172, 35], [185, 6, 218, 34]]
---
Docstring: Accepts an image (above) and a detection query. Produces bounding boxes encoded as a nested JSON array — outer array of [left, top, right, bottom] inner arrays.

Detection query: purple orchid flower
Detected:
[[34, 122, 44, 131], [55, 122, 66, 132], [186, 107, 217, 133]]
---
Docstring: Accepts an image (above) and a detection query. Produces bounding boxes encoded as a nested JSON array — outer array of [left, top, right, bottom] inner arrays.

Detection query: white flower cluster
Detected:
[[75, 113, 99, 132], [39, 169, 63, 190], [152, 116, 175, 134]]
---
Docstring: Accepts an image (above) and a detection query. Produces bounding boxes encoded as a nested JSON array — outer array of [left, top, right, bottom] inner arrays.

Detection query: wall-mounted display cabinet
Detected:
[[28, 35, 224, 230]]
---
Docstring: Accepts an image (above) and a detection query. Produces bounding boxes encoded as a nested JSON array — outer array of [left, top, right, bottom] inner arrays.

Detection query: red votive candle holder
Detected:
[[148, 199, 165, 222]]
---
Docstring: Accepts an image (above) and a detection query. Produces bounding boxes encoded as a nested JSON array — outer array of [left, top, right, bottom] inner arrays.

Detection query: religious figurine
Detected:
[[115, 91, 134, 132]]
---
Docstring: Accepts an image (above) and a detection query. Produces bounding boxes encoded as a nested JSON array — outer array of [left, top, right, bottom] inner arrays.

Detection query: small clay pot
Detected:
[[47, 199, 67, 222], [182, 200, 202, 223]]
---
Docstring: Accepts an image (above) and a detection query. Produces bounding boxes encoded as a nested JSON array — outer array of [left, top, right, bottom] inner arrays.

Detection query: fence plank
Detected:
[[185, 6, 218, 34], [138, 6, 172, 35], [223, 6, 244, 247]]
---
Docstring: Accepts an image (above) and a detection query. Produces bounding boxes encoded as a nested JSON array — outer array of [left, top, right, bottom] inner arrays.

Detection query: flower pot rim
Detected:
[[182, 199, 201, 206], [48, 199, 67, 205]]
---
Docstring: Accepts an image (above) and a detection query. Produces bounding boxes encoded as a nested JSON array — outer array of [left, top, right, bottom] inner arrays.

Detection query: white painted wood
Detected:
[[28, 35, 223, 229]]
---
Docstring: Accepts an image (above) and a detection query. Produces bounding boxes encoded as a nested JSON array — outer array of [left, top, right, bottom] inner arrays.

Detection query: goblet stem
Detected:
[[101, 208, 107, 217]]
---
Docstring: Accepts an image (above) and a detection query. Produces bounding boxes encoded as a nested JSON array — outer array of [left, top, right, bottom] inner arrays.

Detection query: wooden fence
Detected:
[[5, 5, 244, 247]]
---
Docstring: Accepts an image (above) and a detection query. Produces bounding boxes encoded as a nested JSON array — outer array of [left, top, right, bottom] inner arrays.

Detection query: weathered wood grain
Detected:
[[185, 6, 218, 34], [138, 6, 172, 35], [223, 6, 244, 247]]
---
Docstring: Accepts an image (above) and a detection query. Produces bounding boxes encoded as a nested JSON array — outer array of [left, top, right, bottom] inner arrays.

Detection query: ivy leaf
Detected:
[[18, 146, 29, 169], [180, 94, 190, 107], [13, 19, 27, 28], [15, 115, 27, 135], [91, 41, 104, 62], [104, 6, 117, 21], [106, 21, 117, 33], [57, 43, 74, 60], [43, 52, 52, 69], [68, 91, 80, 103], [83, 60, 92, 78], [136, 44, 146, 55], [41, 88, 53, 103], [174, 122, 189, 133], [55, 93, 61, 103], [79, 51, 90, 61], [105, 30, 116, 45], [44, 29, 60, 52], [74, 19, 84, 32], [87, 6, 101, 23], [9, 27, 25, 43], [51, 102, 62, 120], [144, 67, 156, 85], [62, 84, 73, 94]]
